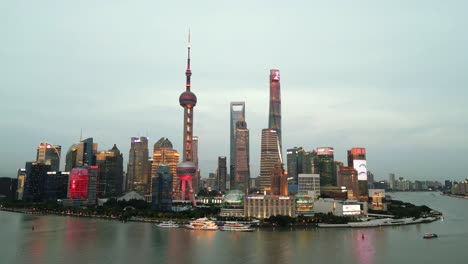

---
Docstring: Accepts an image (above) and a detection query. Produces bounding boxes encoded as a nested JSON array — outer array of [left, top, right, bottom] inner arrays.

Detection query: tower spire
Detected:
[[185, 30, 191, 91]]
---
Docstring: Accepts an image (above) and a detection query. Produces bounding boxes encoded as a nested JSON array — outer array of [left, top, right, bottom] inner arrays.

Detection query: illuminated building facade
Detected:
[[314, 147, 336, 187], [16, 169, 26, 200], [268, 69, 282, 153], [68, 167, 89, 199], [23, 162, 51, 202], [36, 142, 61, 172], [244, 195, 295, 219], [258, 129, 282, 191], [127, 137, 150, 194], [151, 137, 179, 195], [233, 117, 250, 192], [65, 138, 97, 171], [96, 144, 124, 197], [287, 147, 314, 185], [176, 33, 197, 204], [347, 147, 368, 197], [337, 167, 359, 199], [270, 163, 288, 196], [230, 102, 245, 182], [152, 165, 173, 211]]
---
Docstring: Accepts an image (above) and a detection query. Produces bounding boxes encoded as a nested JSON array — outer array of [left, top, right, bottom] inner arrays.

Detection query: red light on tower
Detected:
[[176, 32, 197, 205]]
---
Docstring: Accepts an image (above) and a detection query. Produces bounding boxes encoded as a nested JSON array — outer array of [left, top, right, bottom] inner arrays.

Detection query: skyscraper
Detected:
[[152, 165, 173, 211], [23, 162, 52, 202], [337, 167, 359, 199], [36, 142, 61, 172], [270, 163, 288, 196], [217, 156, 227, 191], [347, 147, 368, 197], [389, 173, 395, 190], [258, 129, 282, 191], [16, 169, 26, 200], [314, 147, 336, 187], [287, 147, 312, 184], [65, 138, 97, 171], [68, 167, 89, 199], [230, 102, 245, 181], [96, 144, 124, 197], [151, 138, 179, 195], [176, 33, 197, 204], [192, 136, 200, 194], [268, 69, 282, 154], [232, 117, 250, 192], [127, 137, 150, 194]]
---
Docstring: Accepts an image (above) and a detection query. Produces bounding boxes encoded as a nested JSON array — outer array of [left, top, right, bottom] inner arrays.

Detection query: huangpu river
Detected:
[[1, 192, 467, 264]]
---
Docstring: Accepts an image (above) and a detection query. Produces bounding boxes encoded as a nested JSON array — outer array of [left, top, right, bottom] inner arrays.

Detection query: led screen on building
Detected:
[[69, 167, 89, 199], [316, 147, 334, 156], [342, 204, 361, 215], [354, 160, 367, 181]]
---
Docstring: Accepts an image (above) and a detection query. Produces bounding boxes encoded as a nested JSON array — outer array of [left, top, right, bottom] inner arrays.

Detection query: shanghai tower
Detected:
[[268, 69, 282, 153], [176, 33, 197, 205]]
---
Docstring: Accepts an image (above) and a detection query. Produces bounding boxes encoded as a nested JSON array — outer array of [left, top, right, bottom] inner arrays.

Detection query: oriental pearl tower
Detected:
[[176, 32, 197, 205]]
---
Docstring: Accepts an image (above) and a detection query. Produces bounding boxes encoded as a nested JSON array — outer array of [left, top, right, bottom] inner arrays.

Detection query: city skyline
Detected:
[[1, 1, 467, 182]]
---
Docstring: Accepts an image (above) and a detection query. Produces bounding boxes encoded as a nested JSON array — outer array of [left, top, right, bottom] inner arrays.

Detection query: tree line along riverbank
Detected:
[[0, 198, 441, 228]]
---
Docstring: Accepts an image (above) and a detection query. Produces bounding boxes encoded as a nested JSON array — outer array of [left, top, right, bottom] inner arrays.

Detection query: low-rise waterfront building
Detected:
[[220, 189, 245, 217], [368, 189, 386, 211], [314, 198, 367, 216], [244, 195, 295, 219]]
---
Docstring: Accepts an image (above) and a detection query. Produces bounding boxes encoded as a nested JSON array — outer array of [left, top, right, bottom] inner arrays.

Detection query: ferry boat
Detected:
[[220, 222, 255, 232], [155, 221, 180, 228], [186, 218, 219, 231], [423, 233, 438, 239]]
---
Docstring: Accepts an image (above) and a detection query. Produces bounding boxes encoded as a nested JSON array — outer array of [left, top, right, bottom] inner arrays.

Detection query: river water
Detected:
[[1, 192, 467, 264]]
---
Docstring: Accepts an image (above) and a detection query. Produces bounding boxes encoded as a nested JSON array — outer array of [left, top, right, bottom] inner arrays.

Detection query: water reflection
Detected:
[[2, 193, 467, 264]]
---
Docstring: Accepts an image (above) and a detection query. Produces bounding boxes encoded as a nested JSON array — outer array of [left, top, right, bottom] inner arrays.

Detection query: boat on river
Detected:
[[155, 221, 180, 228], [220, 222, 254, 232], [186, 218, 218, 231], [423, 233, 438, 239]]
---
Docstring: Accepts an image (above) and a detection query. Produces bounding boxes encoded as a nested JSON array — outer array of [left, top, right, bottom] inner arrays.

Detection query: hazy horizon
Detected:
[[1, 1, 467, 182]]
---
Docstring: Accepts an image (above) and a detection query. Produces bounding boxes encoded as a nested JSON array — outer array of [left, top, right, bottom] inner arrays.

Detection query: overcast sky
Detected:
[[1, 1, 467, 182]]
